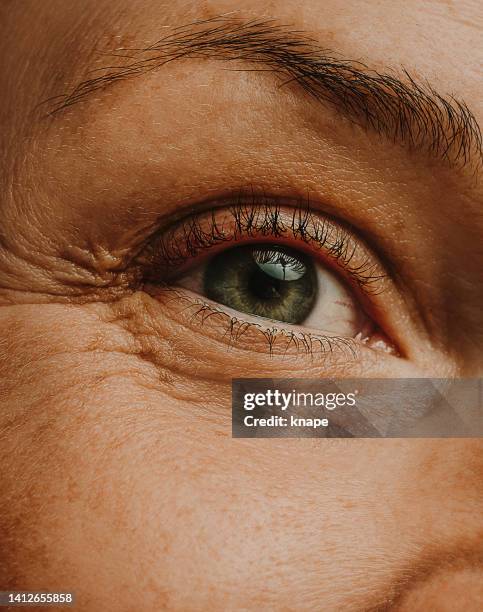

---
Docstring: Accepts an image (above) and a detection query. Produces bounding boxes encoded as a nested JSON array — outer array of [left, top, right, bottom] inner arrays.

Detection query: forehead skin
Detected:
[[0, 1, 482, 611]]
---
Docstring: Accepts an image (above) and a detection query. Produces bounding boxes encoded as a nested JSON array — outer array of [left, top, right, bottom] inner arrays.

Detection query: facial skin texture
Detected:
[[0, 0, 482, 610]]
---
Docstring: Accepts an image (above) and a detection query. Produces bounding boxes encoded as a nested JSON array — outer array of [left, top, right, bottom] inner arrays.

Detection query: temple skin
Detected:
[[0, 1, 482, 610]]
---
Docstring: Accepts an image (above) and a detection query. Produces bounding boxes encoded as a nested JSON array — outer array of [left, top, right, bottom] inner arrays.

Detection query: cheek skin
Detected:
[[0, 304, 482, 610]]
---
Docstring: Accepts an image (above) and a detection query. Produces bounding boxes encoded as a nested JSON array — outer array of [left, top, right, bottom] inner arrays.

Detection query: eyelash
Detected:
[[143, 196, 385, 291], [156, 284, 361, 358], [137, 194, 391, 357]]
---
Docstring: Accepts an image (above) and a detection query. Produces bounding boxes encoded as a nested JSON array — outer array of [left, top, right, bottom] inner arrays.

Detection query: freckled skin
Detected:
[[0, 1, 482, 610]]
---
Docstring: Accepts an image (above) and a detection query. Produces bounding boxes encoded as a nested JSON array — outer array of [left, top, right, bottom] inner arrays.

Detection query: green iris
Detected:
[[204, 244, 317, 324]]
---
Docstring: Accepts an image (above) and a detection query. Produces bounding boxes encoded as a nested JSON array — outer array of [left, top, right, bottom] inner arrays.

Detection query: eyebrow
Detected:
[[44, 16, 482, 168]]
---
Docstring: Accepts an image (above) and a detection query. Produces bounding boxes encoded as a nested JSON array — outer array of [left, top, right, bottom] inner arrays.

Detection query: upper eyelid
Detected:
[[138, 196, 388, 298]]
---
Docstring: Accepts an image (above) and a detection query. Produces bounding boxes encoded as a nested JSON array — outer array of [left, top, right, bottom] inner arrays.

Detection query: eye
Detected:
[[176, 243, 370, 338], [139, 197, 398, 355]]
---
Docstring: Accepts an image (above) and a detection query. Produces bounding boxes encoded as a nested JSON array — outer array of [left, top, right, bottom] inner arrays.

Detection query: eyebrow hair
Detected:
[[45, 16, 482, 168]]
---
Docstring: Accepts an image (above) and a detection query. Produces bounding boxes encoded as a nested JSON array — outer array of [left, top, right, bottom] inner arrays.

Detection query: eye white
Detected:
[[302, 264, 365, 336]]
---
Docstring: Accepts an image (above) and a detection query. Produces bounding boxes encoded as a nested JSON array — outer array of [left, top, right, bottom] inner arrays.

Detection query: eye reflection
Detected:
[[204, 245, 317, 325], [252, 247, 308, 281]]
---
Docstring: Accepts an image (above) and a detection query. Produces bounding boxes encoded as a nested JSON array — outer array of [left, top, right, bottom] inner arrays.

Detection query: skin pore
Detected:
[[0, 0, 482, 610]]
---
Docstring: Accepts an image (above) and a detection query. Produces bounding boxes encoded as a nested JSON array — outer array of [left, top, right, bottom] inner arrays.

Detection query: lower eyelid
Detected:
[[143, 283, 398, 364]]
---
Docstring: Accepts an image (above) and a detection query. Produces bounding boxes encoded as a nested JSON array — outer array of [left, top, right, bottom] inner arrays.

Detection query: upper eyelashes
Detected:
[[140, 196, 386, 295]]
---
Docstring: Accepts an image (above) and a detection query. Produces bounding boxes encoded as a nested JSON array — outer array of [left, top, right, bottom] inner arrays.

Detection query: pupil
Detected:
[[203, 244, 317, 325], [248, 267, 283, 301]]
